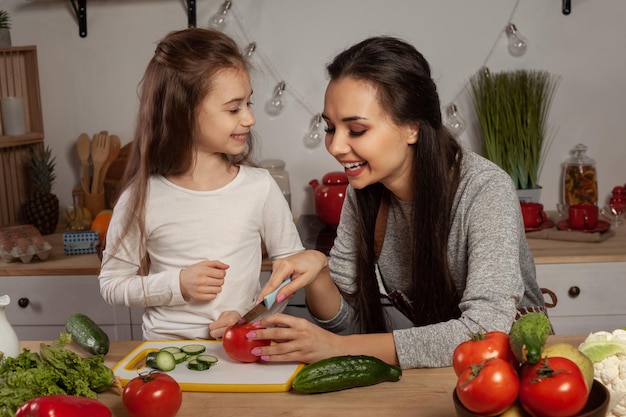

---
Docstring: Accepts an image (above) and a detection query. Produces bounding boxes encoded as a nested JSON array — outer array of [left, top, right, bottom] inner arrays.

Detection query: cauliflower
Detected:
[[582, 329, 626, 417], [593, 354, 626, 417]]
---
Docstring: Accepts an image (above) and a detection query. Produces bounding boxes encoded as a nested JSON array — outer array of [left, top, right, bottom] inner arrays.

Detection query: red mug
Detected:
[[568, 204, 598, 230], [520, 202, 547, 228]]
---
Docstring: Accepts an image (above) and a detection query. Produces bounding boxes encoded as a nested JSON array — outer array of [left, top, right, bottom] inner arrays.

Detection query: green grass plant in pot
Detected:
[[469, 69, 559, 202], [0, 10, 11, 48]]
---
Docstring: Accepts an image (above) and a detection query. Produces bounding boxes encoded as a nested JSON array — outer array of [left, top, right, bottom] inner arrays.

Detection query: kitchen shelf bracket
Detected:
[[70, 0, 87, 38], [562, 0, 571, 15], [187, 0, 197, 28]]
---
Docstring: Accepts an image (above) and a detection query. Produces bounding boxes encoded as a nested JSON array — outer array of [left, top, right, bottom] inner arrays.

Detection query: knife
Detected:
[[240, 278, 292, 324]]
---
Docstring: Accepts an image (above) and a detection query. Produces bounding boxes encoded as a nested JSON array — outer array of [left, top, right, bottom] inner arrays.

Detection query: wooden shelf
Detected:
[[0, 46, 44, 227]]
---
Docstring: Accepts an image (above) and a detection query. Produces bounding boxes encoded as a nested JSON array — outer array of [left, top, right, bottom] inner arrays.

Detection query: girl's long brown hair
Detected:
[[108, 28, 254, 262], [326, 36, 463, 332]]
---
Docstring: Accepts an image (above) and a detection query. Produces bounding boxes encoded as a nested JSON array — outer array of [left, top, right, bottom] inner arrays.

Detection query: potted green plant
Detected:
[[469, 68, 559, 202], [0, 10, 11, 48]]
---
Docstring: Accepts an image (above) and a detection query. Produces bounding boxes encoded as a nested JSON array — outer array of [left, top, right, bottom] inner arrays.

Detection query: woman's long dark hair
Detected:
[[326, 36, 463, 332]]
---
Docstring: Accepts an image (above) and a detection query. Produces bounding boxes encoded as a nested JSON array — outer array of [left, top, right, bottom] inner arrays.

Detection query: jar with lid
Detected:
[[259, 159, 291, 208], [562, 144, 598, 206]]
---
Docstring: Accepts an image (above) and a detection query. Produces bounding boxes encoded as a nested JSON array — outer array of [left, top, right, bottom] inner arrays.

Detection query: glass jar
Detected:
[[562, 144, 598, 206], [66, 188, 91, 231], [259, 159, 291, 208]]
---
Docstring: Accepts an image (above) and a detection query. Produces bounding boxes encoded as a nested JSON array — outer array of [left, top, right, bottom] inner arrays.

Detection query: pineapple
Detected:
[[23, 146, 59, 235]]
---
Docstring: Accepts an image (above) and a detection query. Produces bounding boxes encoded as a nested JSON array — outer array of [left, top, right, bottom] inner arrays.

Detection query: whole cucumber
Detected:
[[65, 313, 110, 355], [292, 355, 402, 394]]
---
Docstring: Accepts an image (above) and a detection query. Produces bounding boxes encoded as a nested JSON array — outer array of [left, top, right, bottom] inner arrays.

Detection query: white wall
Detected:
[[2, 0, 625, 219]]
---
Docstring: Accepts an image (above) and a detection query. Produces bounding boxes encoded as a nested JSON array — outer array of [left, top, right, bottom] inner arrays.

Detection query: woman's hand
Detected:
[[245, 313, 341, 364], [258, 250, 328, 303], [209, 310, 241, 339], [179, 260, 229, 301]]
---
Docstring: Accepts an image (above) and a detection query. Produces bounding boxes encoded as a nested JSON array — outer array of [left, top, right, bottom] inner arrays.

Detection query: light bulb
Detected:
[[244, 42, 256, 58], [506, 23, 528, 57], [303, 113, 325, 149], [265, 81, 286, 116], [444, 104, 466, 137], [209, 1, 232, 29]]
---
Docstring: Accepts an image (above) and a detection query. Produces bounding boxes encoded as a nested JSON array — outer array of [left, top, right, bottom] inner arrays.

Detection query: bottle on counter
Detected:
[[0, 295, 20, 359], [259, 159, 291, 208], [562, 144, 598, 207]]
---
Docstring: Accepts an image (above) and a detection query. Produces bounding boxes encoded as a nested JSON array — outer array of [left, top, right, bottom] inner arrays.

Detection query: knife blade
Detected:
[[240, 278, 291, 324]]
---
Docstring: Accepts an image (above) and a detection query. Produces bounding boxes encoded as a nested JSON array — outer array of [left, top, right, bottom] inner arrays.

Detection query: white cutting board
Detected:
[[113, 340, 304, 392]]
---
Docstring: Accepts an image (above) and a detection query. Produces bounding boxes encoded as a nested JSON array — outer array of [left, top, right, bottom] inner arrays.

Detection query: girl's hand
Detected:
[[245, 313, 341, 364], [179, 260, 229, 301], [258, 250, 328, 303], [209, 310, 241, 339]]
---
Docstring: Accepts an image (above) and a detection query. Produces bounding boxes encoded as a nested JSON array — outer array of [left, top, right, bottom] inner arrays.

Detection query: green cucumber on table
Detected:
[[65, 313, 110, 355], [292, 355, 402, 394]]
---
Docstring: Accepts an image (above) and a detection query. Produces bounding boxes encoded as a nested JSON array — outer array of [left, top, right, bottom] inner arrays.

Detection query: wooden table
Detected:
[[19, 335, 586, 417]]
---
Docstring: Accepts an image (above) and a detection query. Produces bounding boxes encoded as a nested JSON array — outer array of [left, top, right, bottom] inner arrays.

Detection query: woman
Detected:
[[249, 36, 546, 368]]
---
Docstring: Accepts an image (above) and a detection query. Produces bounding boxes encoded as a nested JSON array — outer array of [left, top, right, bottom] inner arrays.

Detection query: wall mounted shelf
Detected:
[[65, 0, 196, 38]]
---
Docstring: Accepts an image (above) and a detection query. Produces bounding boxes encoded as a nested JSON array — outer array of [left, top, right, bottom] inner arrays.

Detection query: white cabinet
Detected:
[[536, 262, 626, 334], [0, 275, 144, 341]]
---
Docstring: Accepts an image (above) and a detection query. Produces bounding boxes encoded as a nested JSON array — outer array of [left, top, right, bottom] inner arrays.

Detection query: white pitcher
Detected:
[[0, 295, 20, 359]]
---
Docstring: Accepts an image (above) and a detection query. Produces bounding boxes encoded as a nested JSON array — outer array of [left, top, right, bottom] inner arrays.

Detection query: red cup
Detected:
[[520, 202, 547, 228], [568, 204, 599, 230]]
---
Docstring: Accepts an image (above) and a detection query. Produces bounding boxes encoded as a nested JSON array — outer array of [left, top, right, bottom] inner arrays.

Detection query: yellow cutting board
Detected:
[[113, 340, 304, 392]]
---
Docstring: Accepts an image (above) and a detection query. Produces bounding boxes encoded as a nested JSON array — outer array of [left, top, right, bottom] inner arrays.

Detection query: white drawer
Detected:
[[1, 275, 131, 326], [536, 262, 626, 333]]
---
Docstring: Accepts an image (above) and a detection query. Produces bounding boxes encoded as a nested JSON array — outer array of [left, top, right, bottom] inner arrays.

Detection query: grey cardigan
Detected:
[[315, 149, 545, 368]]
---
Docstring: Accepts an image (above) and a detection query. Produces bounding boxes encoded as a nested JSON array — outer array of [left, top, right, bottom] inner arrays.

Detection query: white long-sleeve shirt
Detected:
[[99, 165, 303, 340]]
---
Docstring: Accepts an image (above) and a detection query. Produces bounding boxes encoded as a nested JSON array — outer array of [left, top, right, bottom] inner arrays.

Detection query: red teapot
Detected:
[[309, 171, 349, 227]]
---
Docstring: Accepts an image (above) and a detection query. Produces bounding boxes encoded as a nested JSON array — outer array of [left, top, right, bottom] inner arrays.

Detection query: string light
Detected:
[[209, 1, 232, 30], [444, 104, 466, 137], [244, 42, 256, 58], [505, 23, 528, 57], [265, 81, 286, 116], [224, 0, 526, 148], [303, 113, 325, 149]]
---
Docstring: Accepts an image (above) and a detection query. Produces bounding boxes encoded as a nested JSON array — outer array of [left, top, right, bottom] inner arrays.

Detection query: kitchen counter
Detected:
[[2, 217, 624, 281], [0, 230, 273, 276], [18, 334, 586, 417]]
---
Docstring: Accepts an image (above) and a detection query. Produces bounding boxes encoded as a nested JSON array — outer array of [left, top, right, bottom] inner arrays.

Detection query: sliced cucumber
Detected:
[[160, 346, 183, 355], [145, 350, 176, 372], [187, 358, 211, 371], [181, 344, 206, 355], [197, 354, 218, 365], [172, 351, 188, 364]]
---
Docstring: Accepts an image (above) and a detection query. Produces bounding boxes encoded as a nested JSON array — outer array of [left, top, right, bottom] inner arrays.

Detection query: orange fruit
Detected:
[[91, 210, 113, 244]]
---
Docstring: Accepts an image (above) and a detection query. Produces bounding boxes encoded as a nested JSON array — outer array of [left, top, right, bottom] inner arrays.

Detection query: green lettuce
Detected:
[[0, 333, 115, 417]]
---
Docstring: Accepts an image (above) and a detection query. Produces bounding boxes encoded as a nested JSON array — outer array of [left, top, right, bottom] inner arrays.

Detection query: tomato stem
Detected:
[[531, 357, 571, 383]]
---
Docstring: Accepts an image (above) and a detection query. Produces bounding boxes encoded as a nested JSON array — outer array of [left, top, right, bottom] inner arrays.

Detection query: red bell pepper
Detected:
[[15, 395, 112, 417]]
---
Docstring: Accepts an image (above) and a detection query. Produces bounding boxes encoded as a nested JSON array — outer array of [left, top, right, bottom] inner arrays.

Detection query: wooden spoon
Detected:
[[76, 133, 91, 194], [97, 134, 121, 194], [90, 131, 110, 194]]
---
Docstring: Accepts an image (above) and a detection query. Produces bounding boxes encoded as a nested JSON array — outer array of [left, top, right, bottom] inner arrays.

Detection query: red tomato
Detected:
[[123, 371, 182, 417], [452, 330, 517, 376], [223, 322, 271, 363], [456, 358, 520, 416], [520, 357, 589, 417]]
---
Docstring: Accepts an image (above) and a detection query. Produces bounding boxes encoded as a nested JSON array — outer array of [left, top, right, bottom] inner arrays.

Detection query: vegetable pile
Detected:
[[453, 313, 593, 417], [0, 333, 117, 417], [579, 328, 626, 417]]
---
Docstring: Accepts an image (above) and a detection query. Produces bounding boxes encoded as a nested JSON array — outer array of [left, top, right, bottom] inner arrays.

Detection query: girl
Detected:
[[99, 28, 304, 340], [249, 36, 547, 368]]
